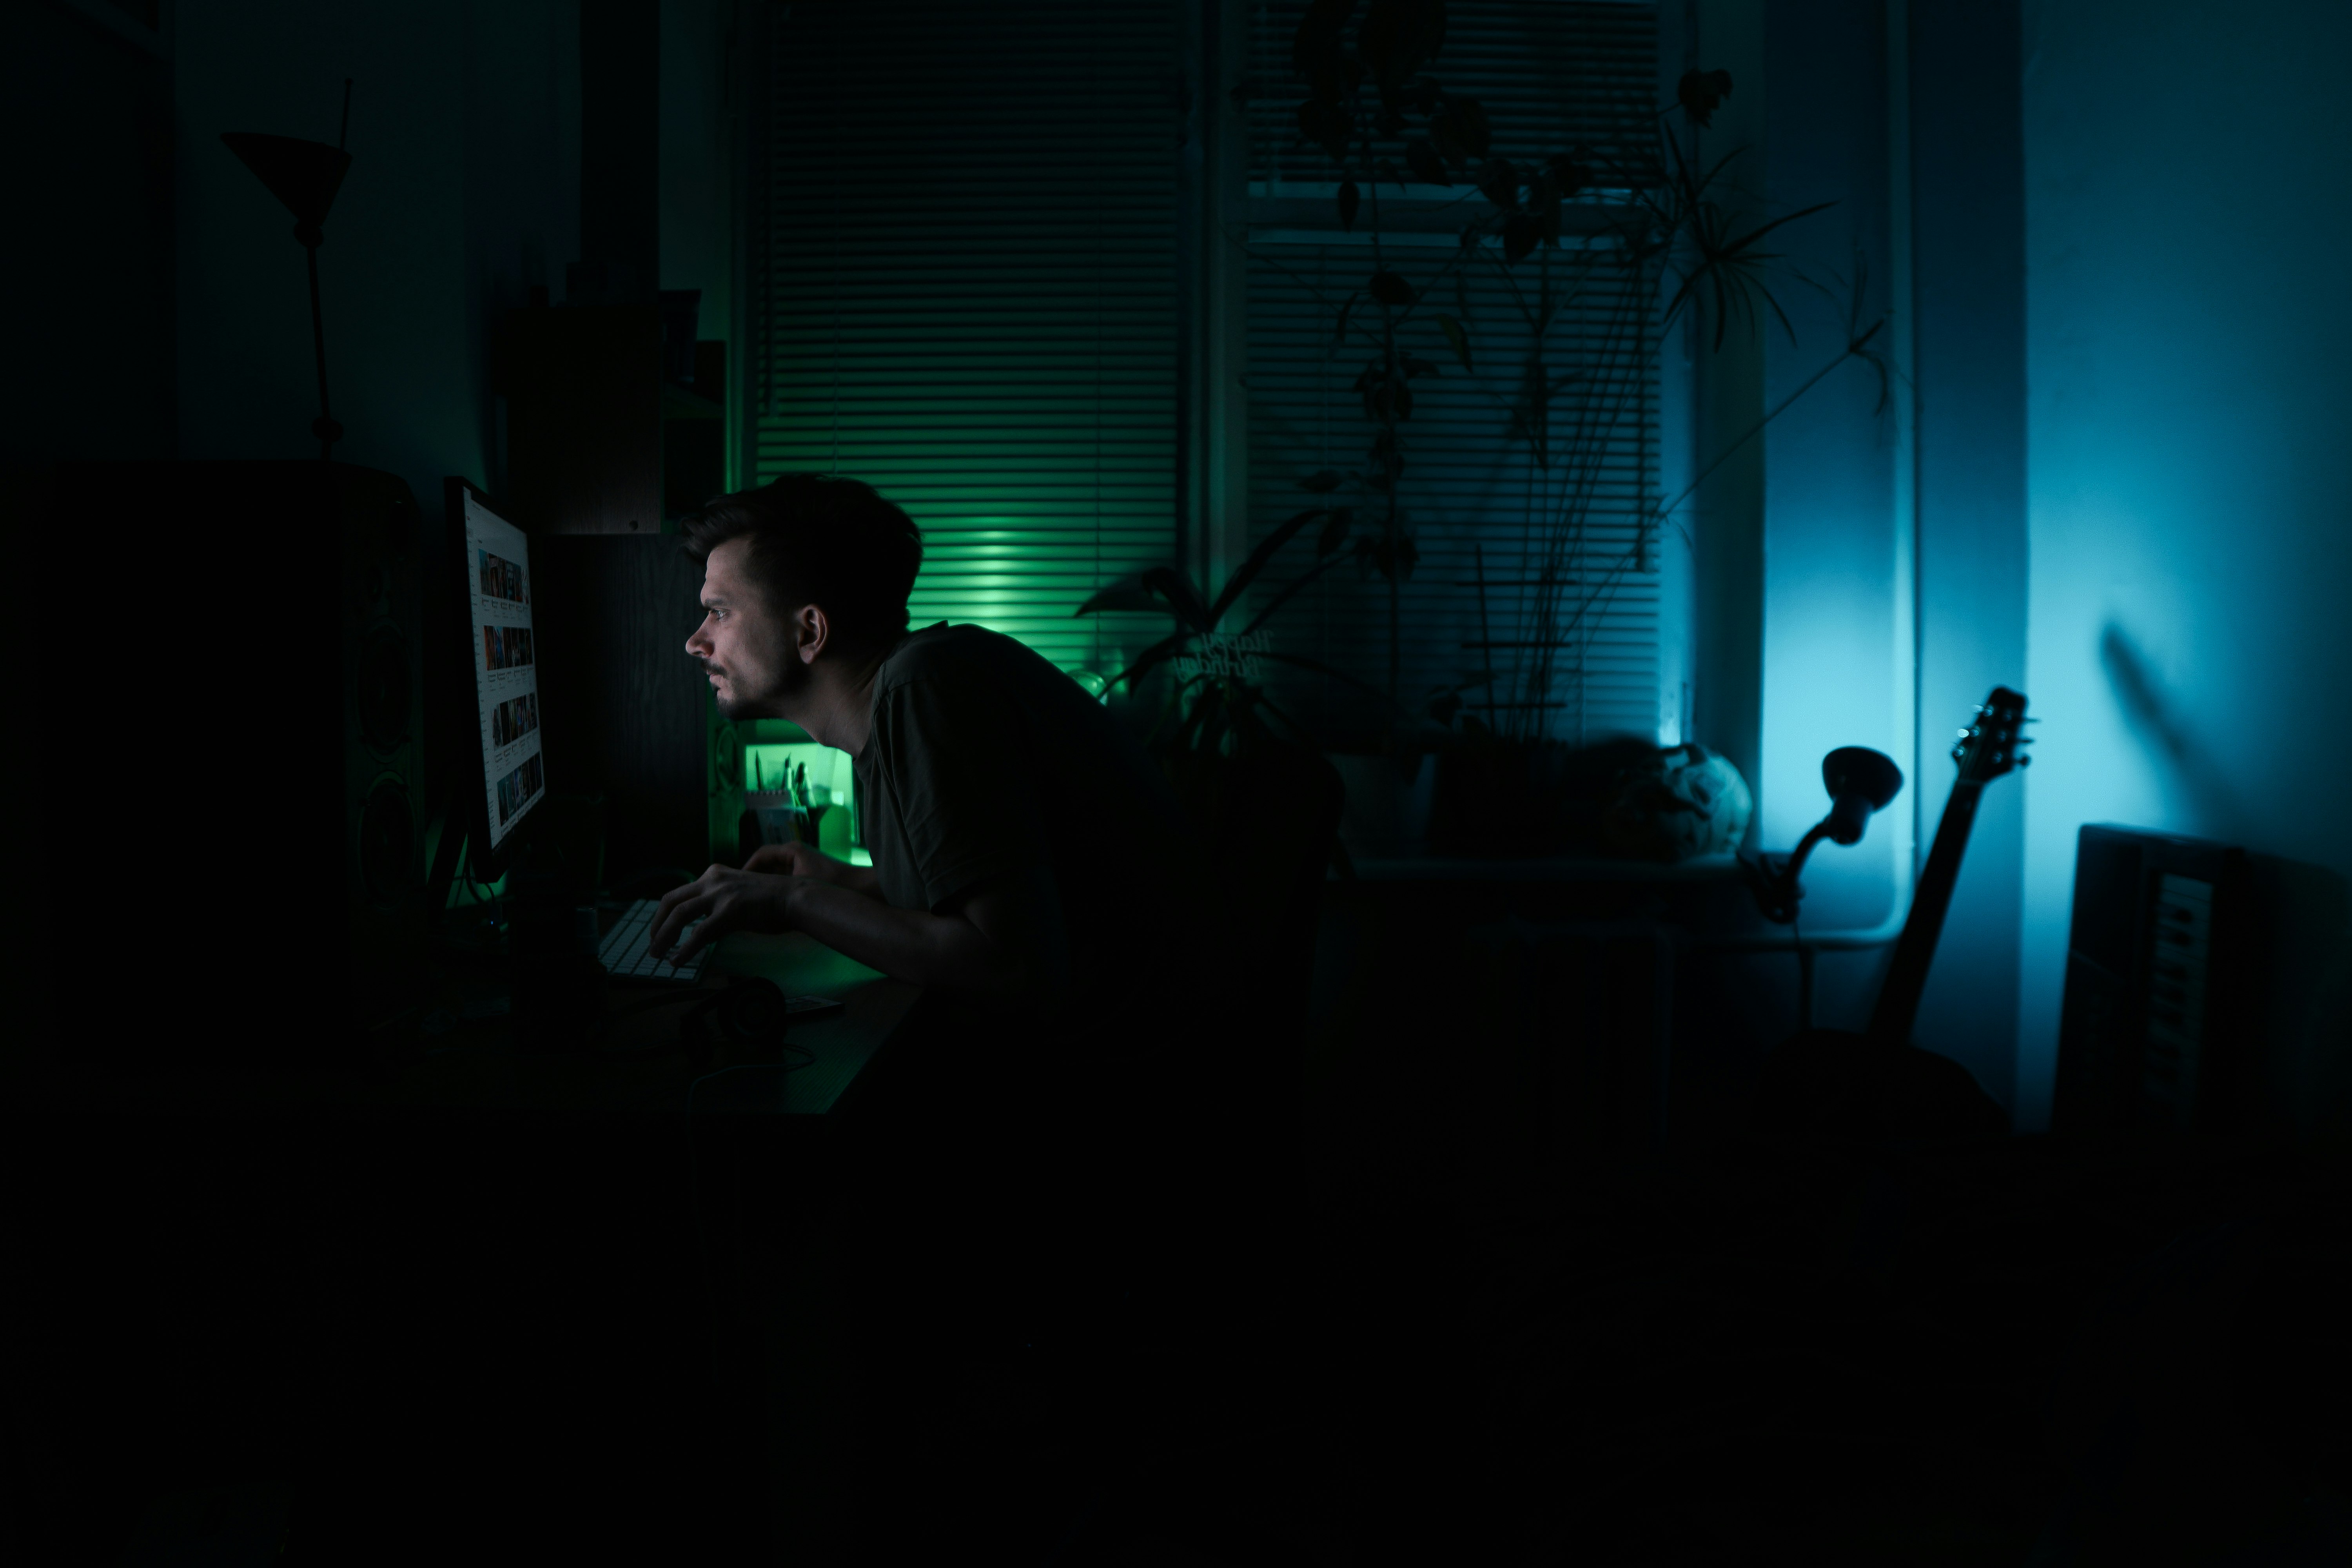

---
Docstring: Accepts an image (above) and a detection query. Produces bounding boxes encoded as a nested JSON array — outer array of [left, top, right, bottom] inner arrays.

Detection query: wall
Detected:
[[1903, 0, 2031, 1105], [173, 0, 578, 505], [2019, 0, 2352, 1145], [660, 0, 733, 356], [2, 3, 178, 465], [1676, 1, 2029, 1114], [1758, 0, 1900, 938], [1686, 0, 1770, 818]]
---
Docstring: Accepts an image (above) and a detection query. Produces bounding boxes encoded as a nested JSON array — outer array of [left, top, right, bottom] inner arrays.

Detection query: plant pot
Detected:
[[1428, 739, 1579, 857], [1332, 751, 1435, 859], [1428, 736, 1750, 860]]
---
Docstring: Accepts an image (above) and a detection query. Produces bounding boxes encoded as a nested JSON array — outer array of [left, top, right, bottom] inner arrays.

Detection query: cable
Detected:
[[1791, 906, 1812, 1032], [443, 830, 501, 910]]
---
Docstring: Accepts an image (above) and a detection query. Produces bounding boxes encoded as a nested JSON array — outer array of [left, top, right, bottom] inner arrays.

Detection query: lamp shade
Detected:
[[220, 132, 351, 241], [1820, 746, 1903, 846]]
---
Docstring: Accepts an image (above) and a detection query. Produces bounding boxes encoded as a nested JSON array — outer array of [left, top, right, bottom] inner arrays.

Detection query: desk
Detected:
[[25, 928, 917, 1114], [14, 925, 920, 1560]]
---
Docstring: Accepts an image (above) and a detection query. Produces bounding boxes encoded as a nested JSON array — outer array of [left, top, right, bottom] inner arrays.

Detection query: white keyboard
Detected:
[[597, 899, 712, 983]]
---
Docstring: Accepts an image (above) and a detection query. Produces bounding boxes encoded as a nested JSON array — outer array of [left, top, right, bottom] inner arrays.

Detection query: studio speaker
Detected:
[[40, 461, 429, 1069]]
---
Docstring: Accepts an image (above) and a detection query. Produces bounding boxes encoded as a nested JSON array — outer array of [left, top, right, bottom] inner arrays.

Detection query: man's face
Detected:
[[686, 538, 797, 720]]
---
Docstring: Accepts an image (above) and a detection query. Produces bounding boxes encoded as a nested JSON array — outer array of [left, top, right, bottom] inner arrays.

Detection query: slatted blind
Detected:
[[754, 1, 1180, 678], [1242, 1, 1664, 746]]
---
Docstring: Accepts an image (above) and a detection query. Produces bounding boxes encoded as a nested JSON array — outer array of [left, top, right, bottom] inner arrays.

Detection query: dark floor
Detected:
[[19, 1065, 2352, 1566]]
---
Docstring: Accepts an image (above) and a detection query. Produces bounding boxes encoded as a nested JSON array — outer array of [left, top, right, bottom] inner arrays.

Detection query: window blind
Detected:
[[1241, 0, 1664, 747], [754, 0, 1181, 679]]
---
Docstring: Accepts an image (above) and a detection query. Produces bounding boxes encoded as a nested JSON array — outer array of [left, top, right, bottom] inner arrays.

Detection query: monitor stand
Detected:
[[425, 799, 469, 931], [425, 793, 607, 929]]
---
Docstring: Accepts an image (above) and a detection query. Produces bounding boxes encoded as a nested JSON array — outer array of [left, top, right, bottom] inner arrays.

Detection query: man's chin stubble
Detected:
[[708, 657, 797, 722], [715, 685, 782, 723]]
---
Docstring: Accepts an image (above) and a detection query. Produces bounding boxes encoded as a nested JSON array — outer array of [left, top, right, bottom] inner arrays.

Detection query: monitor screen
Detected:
[[461, 488, 545, 850]]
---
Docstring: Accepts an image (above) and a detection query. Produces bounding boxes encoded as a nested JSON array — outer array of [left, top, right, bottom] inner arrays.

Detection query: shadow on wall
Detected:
[[2101, 620, 2352, 1155], [2098, 622, 2249, 840]]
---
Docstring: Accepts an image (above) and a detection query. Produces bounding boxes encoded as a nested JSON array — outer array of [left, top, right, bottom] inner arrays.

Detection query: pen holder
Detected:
[[739, 789, 801, 862]]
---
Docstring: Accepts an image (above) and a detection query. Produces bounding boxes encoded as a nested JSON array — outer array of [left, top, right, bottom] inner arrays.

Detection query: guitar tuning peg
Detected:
[[1957, 728, 1972, 739], [2018, 753, 2032, 766]]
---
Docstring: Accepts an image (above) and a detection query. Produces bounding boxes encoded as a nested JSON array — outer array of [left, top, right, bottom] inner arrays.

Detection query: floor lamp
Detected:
[[221, 82, 354, 461]]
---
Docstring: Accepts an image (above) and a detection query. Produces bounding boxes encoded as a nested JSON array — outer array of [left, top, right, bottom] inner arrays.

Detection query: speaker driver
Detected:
[[358, 625, 410, 753], [360, 778, 417, 906]]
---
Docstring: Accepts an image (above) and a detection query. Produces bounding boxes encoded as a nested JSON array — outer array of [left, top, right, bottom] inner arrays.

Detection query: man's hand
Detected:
[[745, 841, 886, 899], [655, 859, 1067, 1000], [648, 864, 800, 967]]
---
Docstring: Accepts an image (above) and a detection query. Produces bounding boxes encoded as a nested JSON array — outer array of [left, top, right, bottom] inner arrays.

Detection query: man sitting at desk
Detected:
[[648, 472, 1223, 1543], [648, 471, 1206, 1041]]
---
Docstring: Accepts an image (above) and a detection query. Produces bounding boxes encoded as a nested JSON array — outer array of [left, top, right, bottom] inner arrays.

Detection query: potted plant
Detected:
[[1248, 3, 1890, 857], [1107, 1, 1892, 860], [1076, 505, 1389, 844]]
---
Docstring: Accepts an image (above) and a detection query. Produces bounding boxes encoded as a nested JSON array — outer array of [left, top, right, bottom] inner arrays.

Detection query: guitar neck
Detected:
[[1865, 779, 1985, 1051]]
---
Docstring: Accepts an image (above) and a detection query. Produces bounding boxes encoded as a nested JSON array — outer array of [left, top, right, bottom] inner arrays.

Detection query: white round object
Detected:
[[1600, 744, 1753, 862]]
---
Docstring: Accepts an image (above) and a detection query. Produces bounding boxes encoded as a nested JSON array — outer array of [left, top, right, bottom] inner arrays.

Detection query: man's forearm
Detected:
[[782, 876, 1010, 992], [828, 862, 885, 899]]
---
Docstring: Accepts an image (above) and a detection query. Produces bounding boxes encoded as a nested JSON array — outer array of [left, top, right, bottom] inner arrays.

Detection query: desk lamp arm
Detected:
[[1741, 746, 1904, 925]]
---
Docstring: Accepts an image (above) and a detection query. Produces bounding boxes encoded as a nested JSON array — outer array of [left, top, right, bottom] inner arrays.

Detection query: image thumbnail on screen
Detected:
[[495, 752, 545, 827], [479, 550, 528, 604], [490, 691, 540, 749], [482, 625, 535, 671]]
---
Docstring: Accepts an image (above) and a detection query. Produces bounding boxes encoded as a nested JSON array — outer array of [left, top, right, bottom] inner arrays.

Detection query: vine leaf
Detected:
[[1435, 312, 1473, 370], [1678, 68, 1733, 128], [1074, 576, 1167, 617], [1103, 630, 1193, 694], [1476, 156, 1518, 210], [1141, 566, 1214, 633], [1502, 211, 1539, 263], [1404, 136, 1451, 187], [1243, 552, 1348, 636], [1293, 0, 1358, 82], [1665, 198, 1837, 350], [1208, 507, 1332, 626]]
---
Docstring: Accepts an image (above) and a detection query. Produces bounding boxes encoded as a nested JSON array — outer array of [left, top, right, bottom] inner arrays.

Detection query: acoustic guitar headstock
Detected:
[[1952, 686, 2031, 785]]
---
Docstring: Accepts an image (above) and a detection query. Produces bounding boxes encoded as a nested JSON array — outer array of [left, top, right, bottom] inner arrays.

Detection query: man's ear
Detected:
[[794, 602, 832, 666]]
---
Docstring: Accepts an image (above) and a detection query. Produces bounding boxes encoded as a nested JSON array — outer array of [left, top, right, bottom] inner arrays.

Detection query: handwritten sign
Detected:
[[1174, 631, 1270, 681]]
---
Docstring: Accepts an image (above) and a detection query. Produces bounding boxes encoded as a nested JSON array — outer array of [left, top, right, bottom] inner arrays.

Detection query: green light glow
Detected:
[[743, 741, 853, 798]]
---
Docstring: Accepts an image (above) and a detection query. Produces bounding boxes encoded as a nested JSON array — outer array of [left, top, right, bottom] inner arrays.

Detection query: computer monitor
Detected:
[[446, 477, 547, 879]]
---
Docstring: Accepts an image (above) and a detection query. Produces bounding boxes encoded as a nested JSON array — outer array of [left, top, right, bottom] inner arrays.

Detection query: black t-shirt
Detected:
[[852, 623, 1210, 1027]]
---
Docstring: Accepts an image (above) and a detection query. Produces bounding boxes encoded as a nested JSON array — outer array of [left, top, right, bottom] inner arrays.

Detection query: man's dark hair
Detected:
[[681, 474, 923, 651]]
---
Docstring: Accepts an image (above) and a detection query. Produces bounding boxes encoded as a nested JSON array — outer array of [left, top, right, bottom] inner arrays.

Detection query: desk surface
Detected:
[[32, 929, 917, 1115]]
